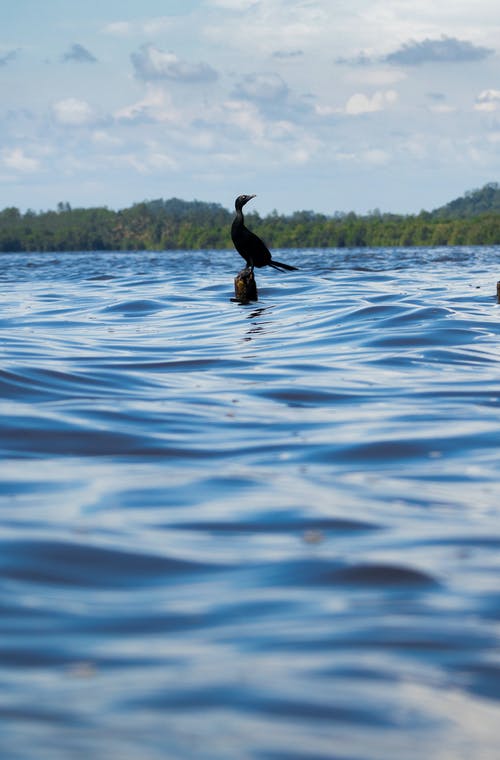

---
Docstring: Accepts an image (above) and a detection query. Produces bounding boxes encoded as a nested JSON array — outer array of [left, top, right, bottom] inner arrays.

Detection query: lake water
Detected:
[[0, 247, 499, 760]]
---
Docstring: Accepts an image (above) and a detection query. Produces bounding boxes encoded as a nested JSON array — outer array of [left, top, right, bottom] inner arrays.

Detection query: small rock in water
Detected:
[[302, 529, 325, 545], [233, 266, 258, 303]]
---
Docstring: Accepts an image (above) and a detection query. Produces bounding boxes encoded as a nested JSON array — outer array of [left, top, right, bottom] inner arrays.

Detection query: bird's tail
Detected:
[[269, 260, 299, 272]]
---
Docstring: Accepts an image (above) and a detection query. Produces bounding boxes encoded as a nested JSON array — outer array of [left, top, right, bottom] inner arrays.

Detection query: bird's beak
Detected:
[[249, 194, 256, 200]]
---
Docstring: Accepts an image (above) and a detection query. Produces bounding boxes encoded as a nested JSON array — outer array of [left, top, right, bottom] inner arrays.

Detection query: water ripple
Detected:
[[0, 248, 499, 760]]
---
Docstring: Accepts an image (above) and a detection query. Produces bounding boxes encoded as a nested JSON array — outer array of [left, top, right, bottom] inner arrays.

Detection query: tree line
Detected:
[[2, 184, 500, 252]]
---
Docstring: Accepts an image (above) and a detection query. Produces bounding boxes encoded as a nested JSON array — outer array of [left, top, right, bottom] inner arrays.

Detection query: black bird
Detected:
[[231, 194, 298, 272]]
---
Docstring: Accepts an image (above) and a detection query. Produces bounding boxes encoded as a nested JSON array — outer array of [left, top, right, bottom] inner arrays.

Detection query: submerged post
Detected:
[[497, 281, 500, 303], [233, 266, 258, 303]]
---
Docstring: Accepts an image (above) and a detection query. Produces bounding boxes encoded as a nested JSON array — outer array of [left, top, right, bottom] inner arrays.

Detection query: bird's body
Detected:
[[231, 194, 298, 272]]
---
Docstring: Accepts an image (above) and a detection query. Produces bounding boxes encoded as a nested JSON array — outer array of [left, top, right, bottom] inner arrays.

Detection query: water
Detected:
[[0, 247, 499, 760]]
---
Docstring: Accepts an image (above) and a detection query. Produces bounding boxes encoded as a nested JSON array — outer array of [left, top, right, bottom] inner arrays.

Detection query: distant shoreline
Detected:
[[1, 244, 498, 256], [2, 183, 500, 252]]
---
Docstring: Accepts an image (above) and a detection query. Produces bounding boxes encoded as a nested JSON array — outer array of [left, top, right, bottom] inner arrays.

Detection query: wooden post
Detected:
[[233, 266, 258, 303], [497, 281, 500, 303]]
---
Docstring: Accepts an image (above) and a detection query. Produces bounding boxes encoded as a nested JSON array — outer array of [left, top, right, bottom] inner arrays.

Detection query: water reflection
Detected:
[[242, 305, 275, 340]]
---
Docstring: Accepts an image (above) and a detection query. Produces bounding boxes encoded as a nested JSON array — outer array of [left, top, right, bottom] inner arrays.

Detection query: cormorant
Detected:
[[231, 194, 298, 272]]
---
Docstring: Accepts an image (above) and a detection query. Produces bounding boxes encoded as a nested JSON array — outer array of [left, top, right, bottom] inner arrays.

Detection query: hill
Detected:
[[431, 182, 500, 219]]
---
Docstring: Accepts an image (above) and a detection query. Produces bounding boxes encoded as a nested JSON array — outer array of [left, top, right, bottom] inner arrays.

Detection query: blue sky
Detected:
[[2, 0, 500, 215]]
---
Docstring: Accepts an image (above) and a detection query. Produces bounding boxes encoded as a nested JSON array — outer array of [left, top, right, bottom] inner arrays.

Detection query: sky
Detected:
[[1, 0, 500, 216]]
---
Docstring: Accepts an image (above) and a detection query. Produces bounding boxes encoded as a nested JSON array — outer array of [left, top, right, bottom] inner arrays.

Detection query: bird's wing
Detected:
[[239, 226, 271, 258]]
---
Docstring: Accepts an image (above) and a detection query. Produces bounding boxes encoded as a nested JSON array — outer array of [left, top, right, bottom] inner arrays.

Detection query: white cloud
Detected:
[[384, 36, 494, 66], [204, 0, 329, 55], [101, 17, 176, 36], [114, 86, 180, 124], [345, 68, 407, 88], [344, 90, 398, 115], [2, 147, 40, 172], [429, 103, 456, 114], [314, 104, 337, 117], [474, 89, 500, 112], [101, 21, 134, 36], [202, 0, 499, 84], [236, 72, 289, 102], [91, 130, 122, 147], [400, 134, 429, 160], [52, 98, 95, 125], [223, 99, 265, 140], [316, 87, 399, 118], [131, 44, 218, 83], [142, 17, 176, 35], [62, 43, 97, 64], [101, 146, 178, 175], [147, 151, 177, 171], [188, 131, 216, 150], [331, 146, 391, 166], [266, 120, 296, 139], [363, 148, 391, 165], [334, 151, 356, 162], [288, 135, 320, 165]]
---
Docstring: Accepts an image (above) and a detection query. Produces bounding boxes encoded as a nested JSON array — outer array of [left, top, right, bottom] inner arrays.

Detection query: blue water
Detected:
[[0, 247, 499, 760]]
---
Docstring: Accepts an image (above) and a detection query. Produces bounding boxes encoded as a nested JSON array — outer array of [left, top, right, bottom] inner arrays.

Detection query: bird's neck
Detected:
[[233, 207, 245, 228]]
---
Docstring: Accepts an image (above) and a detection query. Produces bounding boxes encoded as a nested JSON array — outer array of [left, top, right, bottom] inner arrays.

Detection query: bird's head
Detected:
[[235, 194, 256, 211]]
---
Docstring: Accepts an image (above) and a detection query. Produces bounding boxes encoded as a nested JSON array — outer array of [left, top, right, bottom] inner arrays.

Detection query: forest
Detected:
[[2, 183, 500, 253]]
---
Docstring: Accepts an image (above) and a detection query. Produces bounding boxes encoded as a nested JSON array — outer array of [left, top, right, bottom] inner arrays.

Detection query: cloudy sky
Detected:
[[2, 0, 500, 215]]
